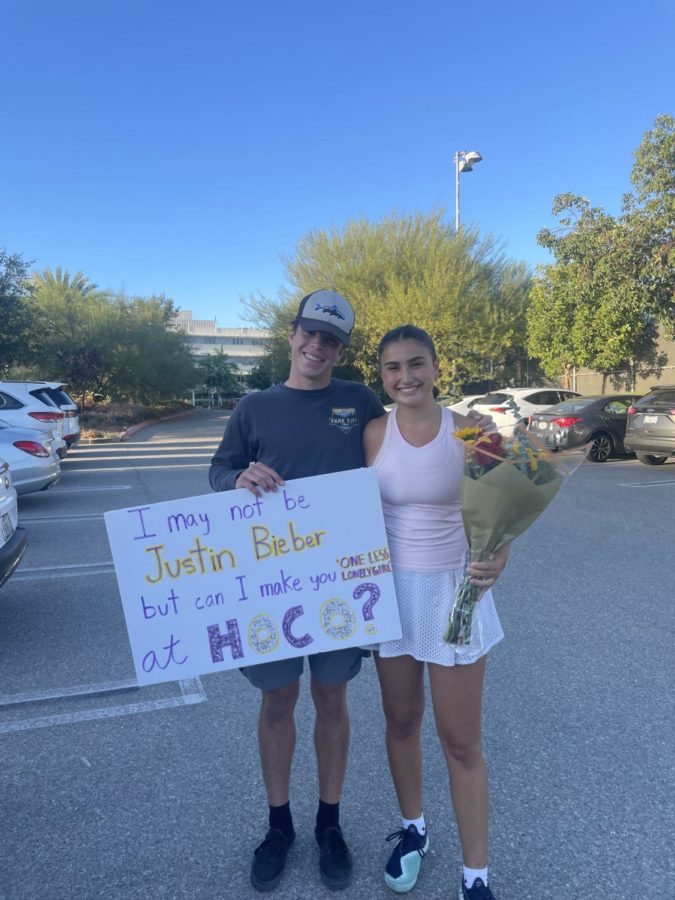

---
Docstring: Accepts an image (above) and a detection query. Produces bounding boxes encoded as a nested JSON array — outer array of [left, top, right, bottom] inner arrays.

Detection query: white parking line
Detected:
[[11, 562, 115, 581], [64, 453, 213, 462], [61, 463, 207, 473], [57, 470, 134, 476], [18, 561, 113, 572], [75, 438, 217, 448], [47, 484, 133, 492], [0, 678, 206, 734], [0, 678, 139, 706], [20, 513, 104, 523], [125, 462, 210, 470], [618, 480, 675, 487]]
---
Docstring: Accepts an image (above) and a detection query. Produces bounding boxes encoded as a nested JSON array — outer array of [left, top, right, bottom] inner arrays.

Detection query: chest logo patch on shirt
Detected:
[[329, 407, 358, 433]]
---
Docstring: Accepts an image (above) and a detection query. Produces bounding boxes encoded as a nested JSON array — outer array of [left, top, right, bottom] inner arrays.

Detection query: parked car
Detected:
[[0, 382, 67, 457], [441, 394, 486, 415], [0, 421, 61, 494], [0, 458, 28, 589], [624, 385, 675, 465], [528, 394, 641, 462], [471, 387, 582, 434], [40, 383, 80, 448], [387, 395, 486, 415]]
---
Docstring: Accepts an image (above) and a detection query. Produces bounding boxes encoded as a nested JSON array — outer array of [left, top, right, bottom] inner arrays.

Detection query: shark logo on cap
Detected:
[[314, 302, 346, 320]]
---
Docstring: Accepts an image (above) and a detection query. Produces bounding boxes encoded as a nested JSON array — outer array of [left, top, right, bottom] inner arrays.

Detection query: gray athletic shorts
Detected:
[[240, 647, 366, 691]]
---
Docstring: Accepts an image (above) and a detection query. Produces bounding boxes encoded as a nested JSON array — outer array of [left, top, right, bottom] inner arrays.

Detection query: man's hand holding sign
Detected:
[[105, 468, 401, 686]]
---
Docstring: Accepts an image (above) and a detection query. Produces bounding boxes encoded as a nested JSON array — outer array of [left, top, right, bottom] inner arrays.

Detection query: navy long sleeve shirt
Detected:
[[209, 379, 385, 492]]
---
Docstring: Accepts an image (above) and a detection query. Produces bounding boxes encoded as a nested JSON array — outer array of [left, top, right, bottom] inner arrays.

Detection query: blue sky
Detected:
[[2, 0, 673, 325]]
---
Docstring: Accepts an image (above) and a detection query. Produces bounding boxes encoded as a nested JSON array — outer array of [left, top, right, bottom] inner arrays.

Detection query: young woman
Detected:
[[364, 325, 510, 900]]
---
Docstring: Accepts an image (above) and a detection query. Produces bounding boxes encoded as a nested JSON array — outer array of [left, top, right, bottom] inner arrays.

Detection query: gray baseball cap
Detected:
[[295, 289, 355, 347]]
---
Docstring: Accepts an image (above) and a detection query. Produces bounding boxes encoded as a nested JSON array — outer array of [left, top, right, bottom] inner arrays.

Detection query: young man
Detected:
[[209, 289, 385, 892]]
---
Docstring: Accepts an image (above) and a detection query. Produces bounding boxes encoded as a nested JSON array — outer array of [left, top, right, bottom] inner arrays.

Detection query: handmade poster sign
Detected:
[[104, 467, 401, 685]]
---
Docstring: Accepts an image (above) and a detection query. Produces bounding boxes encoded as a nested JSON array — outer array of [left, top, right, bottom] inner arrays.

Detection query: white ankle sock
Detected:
[[463, 865, 488, 887], [401, 814, 426, 835]]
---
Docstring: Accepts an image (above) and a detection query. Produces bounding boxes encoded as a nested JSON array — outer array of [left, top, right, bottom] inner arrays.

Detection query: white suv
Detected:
[[0, 383, 67, 457], [471, 387, 582, 434], [38, 383, 80, 449]]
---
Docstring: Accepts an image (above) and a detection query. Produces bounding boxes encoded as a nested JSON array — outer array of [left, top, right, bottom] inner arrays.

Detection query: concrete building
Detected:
[[172, 310, 271, 374]]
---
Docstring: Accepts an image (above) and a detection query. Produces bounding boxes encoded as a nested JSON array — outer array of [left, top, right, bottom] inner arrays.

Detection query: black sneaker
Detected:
[[315, 824, 353, 890], [250, 827, 295, 892], [460, 877, 495, 900], [384, 824, 429, 893]]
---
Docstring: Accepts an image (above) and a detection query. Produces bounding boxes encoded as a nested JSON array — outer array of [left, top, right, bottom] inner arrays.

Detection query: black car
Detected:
[[527, 394, 641, 462], [624, 385, 675, 465]]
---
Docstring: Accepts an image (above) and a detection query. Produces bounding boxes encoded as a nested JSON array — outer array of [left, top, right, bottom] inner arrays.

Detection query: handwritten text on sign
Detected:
[[104, 468, 401, 685]]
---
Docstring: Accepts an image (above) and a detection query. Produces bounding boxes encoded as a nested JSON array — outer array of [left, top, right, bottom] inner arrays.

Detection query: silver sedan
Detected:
[[0, 421, 61, 494]]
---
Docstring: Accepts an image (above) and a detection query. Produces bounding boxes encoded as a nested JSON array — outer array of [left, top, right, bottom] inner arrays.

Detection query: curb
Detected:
[[119, 408, 197, 441], [78, 436, 120, 445], [79, 408, 198, 444]]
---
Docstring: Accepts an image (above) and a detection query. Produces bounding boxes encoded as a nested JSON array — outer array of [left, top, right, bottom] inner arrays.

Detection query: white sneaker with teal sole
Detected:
[[384, 824, 429, 893]]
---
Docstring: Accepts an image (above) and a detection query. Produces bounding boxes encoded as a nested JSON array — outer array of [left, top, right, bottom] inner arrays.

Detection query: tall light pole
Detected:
[[454, 149, 483, 231]]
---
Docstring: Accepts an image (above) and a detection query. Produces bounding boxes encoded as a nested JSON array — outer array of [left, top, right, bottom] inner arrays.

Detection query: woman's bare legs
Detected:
[[428, 657, 488, 868], [374, 652, 426, 818], [376, 651, 489, 867]]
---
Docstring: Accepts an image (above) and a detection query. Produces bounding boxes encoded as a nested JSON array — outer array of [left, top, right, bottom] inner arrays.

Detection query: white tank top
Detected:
[[373, 406, 467, 571]]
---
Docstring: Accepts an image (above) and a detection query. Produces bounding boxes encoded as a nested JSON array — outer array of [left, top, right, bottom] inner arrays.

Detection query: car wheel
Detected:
[[635, 452, 668, 466], [589, 432, 613, 462]]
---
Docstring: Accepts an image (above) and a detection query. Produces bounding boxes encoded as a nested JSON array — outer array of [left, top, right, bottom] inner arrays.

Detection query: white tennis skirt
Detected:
[[377, 567, 504, 666]]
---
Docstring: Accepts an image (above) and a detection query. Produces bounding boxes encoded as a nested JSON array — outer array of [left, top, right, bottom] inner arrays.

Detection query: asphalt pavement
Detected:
[[1, 409, 673, 900]]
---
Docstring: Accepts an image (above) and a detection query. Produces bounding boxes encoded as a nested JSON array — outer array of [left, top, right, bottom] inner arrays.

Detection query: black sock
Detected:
[[316, 799, 340, 833], [269, 802, 294, 836]]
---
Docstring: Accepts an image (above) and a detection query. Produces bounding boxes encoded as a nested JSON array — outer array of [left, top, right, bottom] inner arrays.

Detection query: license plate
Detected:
[[644, 415, 658, 424], [1, 513, 13, 542], [537, 421, 548, 430]]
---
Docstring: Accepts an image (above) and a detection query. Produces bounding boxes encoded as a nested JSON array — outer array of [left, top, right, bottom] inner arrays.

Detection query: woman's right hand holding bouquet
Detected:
[[466, 542, 511, 596]]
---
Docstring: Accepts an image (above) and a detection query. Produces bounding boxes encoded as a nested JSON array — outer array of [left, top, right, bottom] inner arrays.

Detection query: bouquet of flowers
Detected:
[[443, 425, 587, 646]]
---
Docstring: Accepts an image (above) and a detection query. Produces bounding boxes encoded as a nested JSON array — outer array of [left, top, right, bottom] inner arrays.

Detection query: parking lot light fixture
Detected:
[[454, 149, 483, 231]]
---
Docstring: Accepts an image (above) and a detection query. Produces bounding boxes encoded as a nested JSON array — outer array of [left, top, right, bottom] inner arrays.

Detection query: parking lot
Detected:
[[1, 408, 674, 900]]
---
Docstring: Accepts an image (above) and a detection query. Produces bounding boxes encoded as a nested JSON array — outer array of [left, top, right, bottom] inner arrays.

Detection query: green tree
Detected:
[[108, 295, 197, 403], [527, 258, 581, 387], [242, 293, 296, 385], [529, 116, 675, 390], [195, 349, 242, 400], [245, 211, 531, 394], [30, 267, 120, 400], [624, 113, 675, 339], [629, 113, 675, 226], [0, 249, 35, 370], [29, 271, 196, 403], [247, 357, 276, 390]]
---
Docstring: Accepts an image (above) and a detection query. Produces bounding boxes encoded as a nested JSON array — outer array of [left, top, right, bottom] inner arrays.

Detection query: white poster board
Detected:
[[104, 468, 401, 685]]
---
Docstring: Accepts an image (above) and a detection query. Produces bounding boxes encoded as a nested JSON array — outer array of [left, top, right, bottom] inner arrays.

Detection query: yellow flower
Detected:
[[453, 427, 483, 442], [525, 447, 539, 471]]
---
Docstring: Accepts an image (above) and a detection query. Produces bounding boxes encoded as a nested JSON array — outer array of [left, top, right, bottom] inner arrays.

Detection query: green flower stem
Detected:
[[443, 576, 480, 645]]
